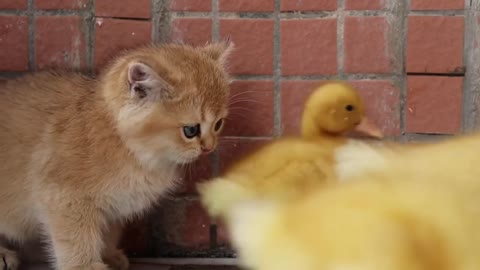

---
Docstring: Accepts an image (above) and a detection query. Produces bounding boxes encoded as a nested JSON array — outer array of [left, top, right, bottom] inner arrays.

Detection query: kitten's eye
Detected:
[[345, 104, 354, 112], [183, 124, 200, 139], [214, 119, 224, 132]]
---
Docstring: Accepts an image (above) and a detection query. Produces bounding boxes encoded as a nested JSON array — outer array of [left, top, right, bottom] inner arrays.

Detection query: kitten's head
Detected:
[[102, 41, 234, 166]]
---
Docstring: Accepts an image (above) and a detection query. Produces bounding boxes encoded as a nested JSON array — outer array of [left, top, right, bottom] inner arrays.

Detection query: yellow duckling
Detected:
[[301, 81, 382, 139], [226, 128, 480, 270], [340, 132, 480, 187], [228, 175, 480, 270], [198, 81, 383, 218]]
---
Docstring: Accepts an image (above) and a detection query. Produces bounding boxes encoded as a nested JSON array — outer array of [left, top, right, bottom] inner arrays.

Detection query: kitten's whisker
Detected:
[[219, 137, 241, 141], [228, 107, 260, 113], [183, 162, 192, 184], [227, 110, 265, 117], [229, 98, 265, 103], [228, 90, 270, 99], [189, 163, 193, 180], [226, 114, 251, 121], [228, 100, 265, 106]]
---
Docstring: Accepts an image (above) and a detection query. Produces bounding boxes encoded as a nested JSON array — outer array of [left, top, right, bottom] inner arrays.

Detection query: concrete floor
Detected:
[[21, 258, 240, 270], [23, 264, 169, 270], [22, 264, 238, 270]]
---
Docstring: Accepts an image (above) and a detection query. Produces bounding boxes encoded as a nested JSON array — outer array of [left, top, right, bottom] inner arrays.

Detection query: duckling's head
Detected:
[[301, 82, 383, 139]]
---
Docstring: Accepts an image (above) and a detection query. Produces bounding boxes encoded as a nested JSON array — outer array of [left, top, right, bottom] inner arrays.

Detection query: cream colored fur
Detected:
[[0, 42, 233, 270]]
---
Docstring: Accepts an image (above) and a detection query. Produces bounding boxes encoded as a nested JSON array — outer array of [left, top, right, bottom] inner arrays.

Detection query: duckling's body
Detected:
[[198, 82, 383, 218], [227, 127, 480, 270], [335, 132, 480, 185], [229, 175, 480, 270]]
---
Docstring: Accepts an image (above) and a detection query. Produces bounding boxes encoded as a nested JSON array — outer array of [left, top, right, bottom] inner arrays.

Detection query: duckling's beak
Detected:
[[352, 117, 384, 139]]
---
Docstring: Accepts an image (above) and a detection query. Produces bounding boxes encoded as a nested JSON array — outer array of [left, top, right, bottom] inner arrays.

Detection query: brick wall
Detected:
[[1, 0, 480, 258]]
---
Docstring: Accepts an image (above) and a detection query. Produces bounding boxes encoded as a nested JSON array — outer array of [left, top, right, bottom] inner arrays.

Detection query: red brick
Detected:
[[407, 16, 464, 74], [94, 18, 152, 69], [218, 138, 271, 174], [220, 0, 274, 11], [216, 220, 231, 246], [477, 17, 480, 49], [35, 16, 87, 70], [349, 80, 400, 136], [411, 0, 464, 10], [281, 80, 323, 135], [344, 16, 392, 74], [181, 155, 212, 195], [0, 16, 28, 71], [220, 19, 274, 75], [281, 0, 336, 11], [96, 0, 150, 19], [223, 80, 274, 137], [181, 201, 211, 247], [281, 19, 337, 76], [35, 0, 89, 9], [170, 0, 211, 11], [120, 218, 150, 257], [0, 0, 27, 9], [345, 0, 385, 10], [171, 18, 212, 46], [406, 76, 463, 134], [161, 200, 211, 248]]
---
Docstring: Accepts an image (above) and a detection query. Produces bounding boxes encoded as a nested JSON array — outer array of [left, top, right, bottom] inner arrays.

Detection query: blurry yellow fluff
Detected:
[[229, 132, 480, 270], [229, 173, 480, 270], [197, 81, 383, 218], [334, 131, 479, 184]]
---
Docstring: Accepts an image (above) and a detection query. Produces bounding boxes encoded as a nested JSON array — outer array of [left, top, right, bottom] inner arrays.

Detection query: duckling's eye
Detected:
[[183, 124, 200, 139], [214, 118, 224, 132], [345, 104, 354, 112]]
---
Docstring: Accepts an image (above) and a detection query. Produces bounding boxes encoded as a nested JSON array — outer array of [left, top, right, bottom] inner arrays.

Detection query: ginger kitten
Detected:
[[0, 41, 233, 270]]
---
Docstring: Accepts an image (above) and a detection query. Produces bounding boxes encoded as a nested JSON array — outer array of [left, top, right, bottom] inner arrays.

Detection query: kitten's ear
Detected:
[[203, 39, 235, 66], [127, 62, 172, 100]]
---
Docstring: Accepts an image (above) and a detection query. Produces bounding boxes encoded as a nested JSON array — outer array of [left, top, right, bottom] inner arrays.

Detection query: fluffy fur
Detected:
[[0, 41, 233, 270], [229, 176, 480, 270], [229, 126, 480, 270], [198, 82, 384, 220]]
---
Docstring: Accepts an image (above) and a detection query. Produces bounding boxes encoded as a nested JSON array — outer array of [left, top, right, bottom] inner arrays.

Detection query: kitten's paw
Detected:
[[0, 248, 19, 270], [103, 249, 129, 270]]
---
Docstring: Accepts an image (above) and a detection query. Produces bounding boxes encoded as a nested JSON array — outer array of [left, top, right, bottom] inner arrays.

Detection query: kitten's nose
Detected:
[[201, 146, 213, 154]]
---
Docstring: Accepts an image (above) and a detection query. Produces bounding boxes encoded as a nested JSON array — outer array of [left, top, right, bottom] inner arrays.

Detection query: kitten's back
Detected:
[[0, 71, 97, 142]]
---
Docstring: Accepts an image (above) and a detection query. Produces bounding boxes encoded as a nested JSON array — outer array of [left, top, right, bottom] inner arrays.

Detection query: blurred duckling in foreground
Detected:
[[229, 129, 480, 270], [229, 175, 480, 270], [198, 82, 384, 218], [333, 131, 477, 184]]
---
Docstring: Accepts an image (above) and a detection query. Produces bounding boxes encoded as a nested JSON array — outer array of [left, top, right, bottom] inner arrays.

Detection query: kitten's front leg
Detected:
[[102, 223, 129, 270], [44, 204, 110, 270], [0, 246, 19, 270]]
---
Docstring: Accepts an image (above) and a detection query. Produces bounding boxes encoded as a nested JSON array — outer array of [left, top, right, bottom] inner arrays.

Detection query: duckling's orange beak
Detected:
[[352, 117, 384, 139]]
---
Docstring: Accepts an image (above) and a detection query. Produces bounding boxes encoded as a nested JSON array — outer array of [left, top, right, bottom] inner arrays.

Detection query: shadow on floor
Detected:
[[22, 264, 166, 270], [21, 263, 240, 270], [18, 240, 240, 269]]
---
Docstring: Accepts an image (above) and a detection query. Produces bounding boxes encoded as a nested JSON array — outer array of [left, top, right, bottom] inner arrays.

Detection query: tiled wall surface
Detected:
[[0, 0, 479, 258]]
